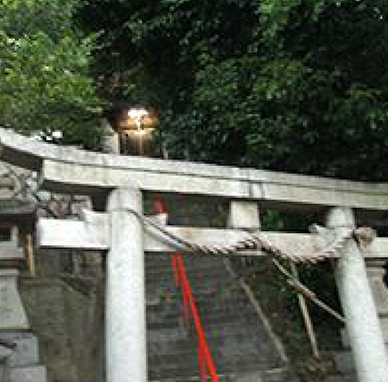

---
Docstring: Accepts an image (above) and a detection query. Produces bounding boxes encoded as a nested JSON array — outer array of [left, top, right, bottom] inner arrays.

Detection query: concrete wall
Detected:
[[19, 276, 104, 382]]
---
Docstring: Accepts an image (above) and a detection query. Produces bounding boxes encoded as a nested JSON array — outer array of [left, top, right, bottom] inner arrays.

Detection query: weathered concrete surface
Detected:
[[9, 365, 47, 382], [37, 215, 320, 255], [341, 259, 388, 348], [0, 332, 47, 382], [37, 214, 388, 263], [2, 333, 39, 367], [227, 201, 260, 230], [327, 207, 388, 382], [19, 276, 104, 382], [106, 188, 147, 382], [0, 270, 29, 330], [2, 127, 388, 212]]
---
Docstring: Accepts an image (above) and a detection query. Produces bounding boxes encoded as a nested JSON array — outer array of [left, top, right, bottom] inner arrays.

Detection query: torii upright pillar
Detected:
[[106, 187, 147, 382], [327, 207, 388, 382]]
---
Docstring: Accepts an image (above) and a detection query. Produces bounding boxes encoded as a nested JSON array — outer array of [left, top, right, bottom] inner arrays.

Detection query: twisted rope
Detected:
[[129, 209, 375, 264]]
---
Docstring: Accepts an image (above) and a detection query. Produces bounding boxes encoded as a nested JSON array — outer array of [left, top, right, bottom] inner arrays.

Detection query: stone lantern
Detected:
[[0, 165, 47, 382]]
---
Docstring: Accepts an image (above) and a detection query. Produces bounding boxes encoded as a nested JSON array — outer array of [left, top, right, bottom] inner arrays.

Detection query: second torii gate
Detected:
[[1, 127, 388, 382]]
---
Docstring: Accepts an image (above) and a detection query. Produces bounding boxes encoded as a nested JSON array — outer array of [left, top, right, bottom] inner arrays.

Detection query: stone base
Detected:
[[9, 365, 47, 382], [0, 333, 39, 367], [0, 332, 47, 382], [334, 351, 355, 374], [0, 270, 29, 331], [335, 346, 388, 375]]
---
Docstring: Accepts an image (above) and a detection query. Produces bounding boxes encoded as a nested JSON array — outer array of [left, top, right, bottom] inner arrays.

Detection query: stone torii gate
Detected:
[[1, 127, 388, 382]]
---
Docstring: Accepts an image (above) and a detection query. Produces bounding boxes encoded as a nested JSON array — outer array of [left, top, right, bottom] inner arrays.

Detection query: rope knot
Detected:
[[353, 226, 376, 248]]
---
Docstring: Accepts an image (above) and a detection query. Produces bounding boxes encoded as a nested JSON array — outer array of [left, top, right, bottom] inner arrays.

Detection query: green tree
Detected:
[[80, 0, 388, 180], [0, 0, 103, 147]]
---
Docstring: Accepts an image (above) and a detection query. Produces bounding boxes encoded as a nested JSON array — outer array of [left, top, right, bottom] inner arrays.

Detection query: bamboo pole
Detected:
[[25, 233, 36, 277], [273, 259, 345, 323], [290, 262, 320, 359]]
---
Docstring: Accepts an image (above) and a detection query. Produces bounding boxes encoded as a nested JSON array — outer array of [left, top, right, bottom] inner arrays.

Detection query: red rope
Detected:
[[199, 345, 207, 382], [154, 200, 219, 382]]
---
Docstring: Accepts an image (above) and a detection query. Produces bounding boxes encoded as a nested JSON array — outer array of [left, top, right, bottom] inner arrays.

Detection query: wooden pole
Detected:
[[290, 262, 320, 359], [25, 234, 36, 277]]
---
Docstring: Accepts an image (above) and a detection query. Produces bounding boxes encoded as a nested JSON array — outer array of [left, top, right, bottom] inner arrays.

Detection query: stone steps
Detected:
[[145, 254, 223, 267], [149, 363, 264, 381], [149, 367, 296, 382], [145, 253, 298, 382], [146, 287, 250, 305], [148, 352, 278, 376], [147, 332, 281, 360], [147, 305, 259, 326], [146, 268, 235, 287]]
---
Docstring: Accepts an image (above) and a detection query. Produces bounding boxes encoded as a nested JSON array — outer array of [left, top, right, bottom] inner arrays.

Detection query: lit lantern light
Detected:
[[110, 105, 158, 156]]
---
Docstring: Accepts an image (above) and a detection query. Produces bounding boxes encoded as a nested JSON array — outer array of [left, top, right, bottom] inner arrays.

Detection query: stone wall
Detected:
[[19, 276, 104, 382]]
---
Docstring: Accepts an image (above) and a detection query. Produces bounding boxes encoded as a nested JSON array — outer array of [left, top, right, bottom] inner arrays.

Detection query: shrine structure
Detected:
[[1, 127, 388, 382]]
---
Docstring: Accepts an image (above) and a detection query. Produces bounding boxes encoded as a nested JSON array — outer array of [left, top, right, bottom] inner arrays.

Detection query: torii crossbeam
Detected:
[[1, 127, 388, 382]]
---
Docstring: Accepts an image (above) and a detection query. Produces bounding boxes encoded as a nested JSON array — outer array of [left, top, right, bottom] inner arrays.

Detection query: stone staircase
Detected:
[[145, 253, 299, 382]]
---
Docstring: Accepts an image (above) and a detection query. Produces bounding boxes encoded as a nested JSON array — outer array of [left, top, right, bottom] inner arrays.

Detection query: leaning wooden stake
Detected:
[[273, 259, 345, 323], [290, 262, 320, 359], [25, 234, 36, 277]]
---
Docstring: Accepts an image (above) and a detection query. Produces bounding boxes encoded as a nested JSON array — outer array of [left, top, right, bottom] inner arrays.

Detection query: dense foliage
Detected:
[[0, 0, 102, 147], [79, 0, 388, 180], [2, 0, 388, 178]]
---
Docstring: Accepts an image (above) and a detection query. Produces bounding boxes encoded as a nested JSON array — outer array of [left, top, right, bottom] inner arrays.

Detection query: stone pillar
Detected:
[[0, 226, 29, 332], [227, 201, 260, 230], [228, 200, 260, 267], [326, 207, 388, 382], [365, 259, 388, 343], [106, 187, 147, 382], [101, 119, 120, 155]]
